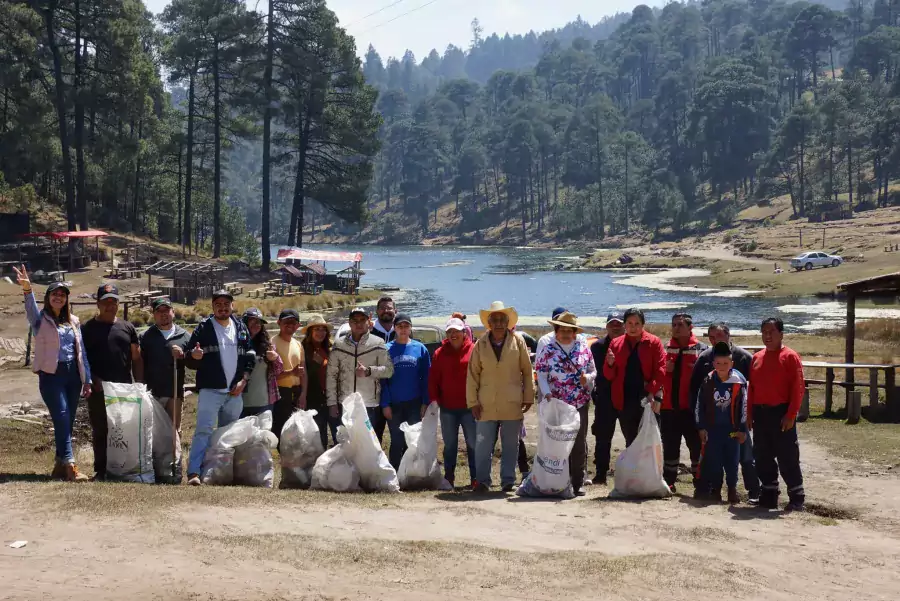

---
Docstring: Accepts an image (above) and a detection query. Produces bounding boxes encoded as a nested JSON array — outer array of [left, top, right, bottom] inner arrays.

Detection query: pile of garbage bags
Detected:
[[202, 410, 278, 487], [516, 397, 580, 499], [610, 399, 672, 499], [398, 401, 450, 491]]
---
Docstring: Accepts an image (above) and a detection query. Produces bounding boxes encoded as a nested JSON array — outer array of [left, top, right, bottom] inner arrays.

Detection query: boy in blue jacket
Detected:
[[382, 313, 431, 469], [695, 342, 748, 504]]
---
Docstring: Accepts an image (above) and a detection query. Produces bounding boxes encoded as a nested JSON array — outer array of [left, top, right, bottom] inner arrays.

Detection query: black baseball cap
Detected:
[[278, 308, 299, 322], [551, 306, 568, 319], [212, 289, 233, 301], [244, 307, 268, 324], [393, 313, 412, 326], [348, 307, 367, 319], [97, 283, 120, 301], [606, 311, 624, 325], [152, 298, 173, 310], [46, 282, 70, 295]]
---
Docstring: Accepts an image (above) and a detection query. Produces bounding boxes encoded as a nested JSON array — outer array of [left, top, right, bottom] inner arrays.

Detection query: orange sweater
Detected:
[[748, 346, 805, 422]]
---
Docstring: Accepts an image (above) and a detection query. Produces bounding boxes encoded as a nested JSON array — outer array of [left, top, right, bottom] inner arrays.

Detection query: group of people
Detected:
[[16, 263, 806, 510]]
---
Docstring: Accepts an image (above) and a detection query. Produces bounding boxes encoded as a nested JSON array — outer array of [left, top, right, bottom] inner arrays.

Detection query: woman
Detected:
[[451, 312, 474, 342], [241, 308, 283, 418], [429, 316, 476, 487], [534, 311, 597, 496], [14, 265, 92, 482], [301, 314, 336, 448]]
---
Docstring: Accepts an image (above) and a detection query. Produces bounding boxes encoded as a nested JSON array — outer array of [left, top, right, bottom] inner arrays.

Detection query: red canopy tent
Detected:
[[276, 247, 362, 263], [18, 230, 108, 268]]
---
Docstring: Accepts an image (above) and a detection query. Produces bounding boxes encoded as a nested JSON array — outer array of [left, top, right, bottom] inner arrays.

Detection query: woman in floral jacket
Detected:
[[534, 311, 597, 496]]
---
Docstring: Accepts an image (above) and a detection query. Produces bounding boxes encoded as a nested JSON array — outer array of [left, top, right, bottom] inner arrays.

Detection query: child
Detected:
[[695, 341, 748, 504]]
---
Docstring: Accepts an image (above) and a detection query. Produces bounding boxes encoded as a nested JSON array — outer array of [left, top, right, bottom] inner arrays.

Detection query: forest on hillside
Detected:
[[361, 0, 900, 243]]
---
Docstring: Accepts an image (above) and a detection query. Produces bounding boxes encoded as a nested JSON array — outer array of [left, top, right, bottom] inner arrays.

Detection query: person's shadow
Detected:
[[727, 505, 784, 521], [0, 472, 55, 484]]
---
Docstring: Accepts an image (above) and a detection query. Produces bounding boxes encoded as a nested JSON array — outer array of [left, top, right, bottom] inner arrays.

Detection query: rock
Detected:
[[20, 403, 32, 415]]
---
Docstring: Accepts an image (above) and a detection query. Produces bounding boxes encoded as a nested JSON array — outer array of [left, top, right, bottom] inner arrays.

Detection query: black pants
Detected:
[[753, 404, 805, 506], [594, 395, 644, 479], [273, 386, 302, 446], [660, 409, 702, 489], [87, 390, 107, 477], [569, 403, 589, 490]]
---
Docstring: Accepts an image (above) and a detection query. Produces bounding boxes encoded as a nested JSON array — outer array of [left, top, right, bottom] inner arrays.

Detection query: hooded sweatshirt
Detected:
[[695, 368, 748, 433], [429, 337, 474, 411]]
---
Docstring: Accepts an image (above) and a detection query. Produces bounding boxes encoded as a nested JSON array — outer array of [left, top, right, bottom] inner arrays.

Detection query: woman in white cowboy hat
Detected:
[[466, 301, 535, 493], [534, 311, 597, 496], [301, 314, 336, 448]]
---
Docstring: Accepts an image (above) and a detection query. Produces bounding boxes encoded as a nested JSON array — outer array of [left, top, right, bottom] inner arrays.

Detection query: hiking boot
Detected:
[[64, 464, 89, 482], [51, 459, 66, 480], [501, 483, 515, 493], [187, 474, 202, 486], [693, 488, 708, 500], [727, 487, 740, 504], [758, 495, 779, 510], [784, 500, 805, 513], [473, 482, 490, 494]]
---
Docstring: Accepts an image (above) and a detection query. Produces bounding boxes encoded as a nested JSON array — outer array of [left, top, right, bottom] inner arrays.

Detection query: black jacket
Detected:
[[589, 335, 615, 405], [689, 343, 753, 411], [183, 315, 255, 391], [140, 324, 190, 399]]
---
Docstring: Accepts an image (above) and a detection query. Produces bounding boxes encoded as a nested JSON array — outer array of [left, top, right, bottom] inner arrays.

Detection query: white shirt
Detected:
[[212, 319, 238, 392], [158, 327, 176, 341], [372, 320, 394, 339]]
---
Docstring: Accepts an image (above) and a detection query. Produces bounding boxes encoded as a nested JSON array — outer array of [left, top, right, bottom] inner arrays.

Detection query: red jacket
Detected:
[[748, 345, 805, 423], [602, 330, 666, 411], [429, 338, 474, 411], [662, 336, 707, 411]]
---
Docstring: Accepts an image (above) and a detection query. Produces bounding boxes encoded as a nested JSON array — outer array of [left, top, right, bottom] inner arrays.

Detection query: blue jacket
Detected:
[[695, 369, 748, 433], [381, 339, 430, 407]]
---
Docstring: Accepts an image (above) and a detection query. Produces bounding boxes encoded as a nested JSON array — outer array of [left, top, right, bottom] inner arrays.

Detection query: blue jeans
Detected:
[[387, 401, 422, 470], [704, 428, 742, 491], [188, 389, 243, 476], [475, 419, 522, 487], [440, 408, 476, 484], [38, 361, 82, 464]]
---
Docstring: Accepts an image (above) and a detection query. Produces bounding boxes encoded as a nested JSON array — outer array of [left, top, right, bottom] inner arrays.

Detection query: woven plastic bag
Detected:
[[398, 402, 446, 490], [516, 397, 580, 499], [280, 409, 325, 489], [311, 426, 361, 492], [103, 382, 155, 483], [610, 399, 672, 498], [341, 393, 400, 493]]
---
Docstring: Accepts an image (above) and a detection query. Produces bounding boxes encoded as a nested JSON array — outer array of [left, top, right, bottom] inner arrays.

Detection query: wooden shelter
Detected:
[[277, 262, 325, 294], [837, 271, 900, 422], [17, 230, 108, 272], [144, 260, 227, 305], [276, 247, 363, 294]]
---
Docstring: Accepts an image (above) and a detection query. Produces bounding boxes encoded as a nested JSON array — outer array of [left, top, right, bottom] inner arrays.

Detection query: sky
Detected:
[[143, 0, 643, 61]]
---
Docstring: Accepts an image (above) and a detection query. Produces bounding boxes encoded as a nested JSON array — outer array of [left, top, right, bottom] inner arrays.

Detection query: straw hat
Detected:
[[302, 314, 332, 336], [479, 301, 519, 329], [547, 311, 584, 333]]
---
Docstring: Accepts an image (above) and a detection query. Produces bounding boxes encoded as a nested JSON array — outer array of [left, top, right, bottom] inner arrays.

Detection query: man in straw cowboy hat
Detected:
[[466, 301, 535, 493]]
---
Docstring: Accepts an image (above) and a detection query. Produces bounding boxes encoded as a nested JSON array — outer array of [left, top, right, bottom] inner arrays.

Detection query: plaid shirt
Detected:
[[266, 354, 285, 403]]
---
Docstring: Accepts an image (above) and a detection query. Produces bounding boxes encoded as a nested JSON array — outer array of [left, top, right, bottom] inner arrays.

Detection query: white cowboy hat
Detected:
[[479, 301, 518, 330]]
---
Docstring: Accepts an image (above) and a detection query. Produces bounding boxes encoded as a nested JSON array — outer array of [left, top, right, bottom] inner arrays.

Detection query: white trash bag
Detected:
[[201, 447, 234, 485], [149, 395, 182, 484], [341, 393, 400, 493], [610, 399, 671, 498], [280, 409, 325, 489], [517, 397, 580, 499], [103, 382, 155, 483], [234, 430, 278, 488], [202, 411, 270, 485], [398, 402, 446, 490], [311, 426, 361, 492]]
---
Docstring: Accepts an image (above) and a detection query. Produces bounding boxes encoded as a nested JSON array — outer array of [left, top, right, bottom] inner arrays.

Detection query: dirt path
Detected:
[[1, 425, 898, 600], [680, 245, 770, 266]]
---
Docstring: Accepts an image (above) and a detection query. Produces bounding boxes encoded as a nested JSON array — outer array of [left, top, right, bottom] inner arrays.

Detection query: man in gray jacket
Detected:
[[327, 308, 394, 441]]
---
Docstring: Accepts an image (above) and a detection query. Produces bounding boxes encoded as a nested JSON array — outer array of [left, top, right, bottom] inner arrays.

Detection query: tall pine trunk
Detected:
[[260, 0, 274, 271], [183, 68, 196, 257], [74, 0, 88, 229], [212, 49, 222, 258]]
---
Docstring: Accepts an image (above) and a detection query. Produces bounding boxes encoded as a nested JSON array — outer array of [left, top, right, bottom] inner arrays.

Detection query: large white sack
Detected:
[[280, 409, 325, 489], [201, 447, 234, 485], [311, 427, 361, 492], [209, 412, 264, 450], [202, 410, 271, 486], [341, 393, 400, 493], [103, 381, 155, 483], [398, 402, 445, 490], [234, 431, 278, 488], [516, 397, 580, 499], [610, 400, 672, 498], [149, 396, 181, 484]]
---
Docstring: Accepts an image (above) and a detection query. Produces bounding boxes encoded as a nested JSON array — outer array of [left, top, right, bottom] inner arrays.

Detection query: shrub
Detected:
[[723, 232, 733, 243]]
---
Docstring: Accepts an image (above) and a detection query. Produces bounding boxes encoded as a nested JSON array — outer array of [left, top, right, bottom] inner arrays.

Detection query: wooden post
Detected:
[[96, 237, 100, 267], [25, 328, 32, 367], [869, 368, 879, 408], [822, 227, 826, 249], [824, 367, 835, 415], [798, 387, 810, 422], [799, 229, 803, 248], [886, 366, 898, 423], [845, 291, 856, 407], [123, 301, 129, 321], [846, 390, 862, 424]]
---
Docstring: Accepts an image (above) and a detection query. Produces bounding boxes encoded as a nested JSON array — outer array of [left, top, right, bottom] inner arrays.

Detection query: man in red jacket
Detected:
[[661, 313, 707, 493], [429, 317, 476, 488], [602, 308, 666, 446], [749, 317, 806, 512]]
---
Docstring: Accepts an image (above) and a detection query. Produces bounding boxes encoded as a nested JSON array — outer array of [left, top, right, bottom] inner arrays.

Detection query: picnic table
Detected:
[[801, 361, 897, 414], [224, 281, 244, 296]]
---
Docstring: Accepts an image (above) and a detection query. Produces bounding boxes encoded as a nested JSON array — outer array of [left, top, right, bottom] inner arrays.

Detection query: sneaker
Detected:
[[187, 475, 202, 486], [747, 492, 761, 506], [64, 464, 89, 482], [693, 488, 708, 500], [727, 487, 740, 504], [784, 500, 805, 513], [668, 483, 677, 494], [501, 483, 515, 493], [574, 488, 587, 497], [90, 472, 107, 482]]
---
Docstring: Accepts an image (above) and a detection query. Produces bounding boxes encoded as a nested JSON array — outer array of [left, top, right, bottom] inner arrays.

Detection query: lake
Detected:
[[271, 245, 876, 332]]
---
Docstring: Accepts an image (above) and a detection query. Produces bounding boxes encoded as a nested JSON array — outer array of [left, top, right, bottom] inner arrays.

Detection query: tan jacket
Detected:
[[466, 331, 535, 421], [326, 331, 393, 408]]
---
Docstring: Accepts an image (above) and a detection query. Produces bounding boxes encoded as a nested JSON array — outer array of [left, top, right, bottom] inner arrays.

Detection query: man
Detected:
[[183, 290, 255, 486], [140, 298, 190, 482], [589, 312, 625, 485], [369, 296, 397, 343], [467, 301, 534, 493], [82, 283, 143, 481], [381, 313, 430, 469], [327, 307, 394, 441], [271, 308, 306, 441], [748, 317, 806, 512], [602, 308, 666, 446], [660, 313, 707, 494], [690, 322, 759, 502]]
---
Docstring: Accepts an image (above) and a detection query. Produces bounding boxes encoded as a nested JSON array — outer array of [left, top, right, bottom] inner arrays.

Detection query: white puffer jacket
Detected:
[[326, 331, 394, 408]]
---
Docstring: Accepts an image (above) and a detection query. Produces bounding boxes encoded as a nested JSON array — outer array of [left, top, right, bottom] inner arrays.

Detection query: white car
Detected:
[[790, 251, 843, 271]]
